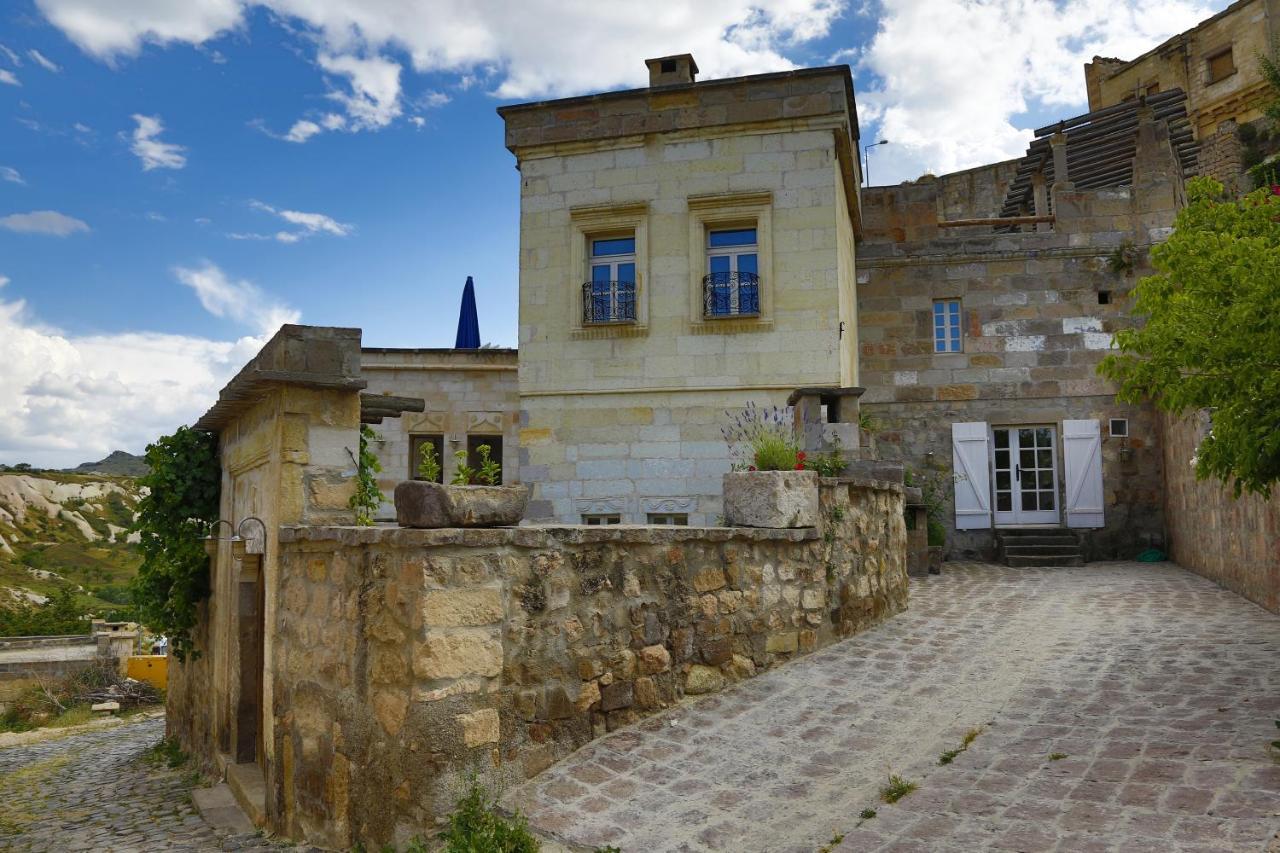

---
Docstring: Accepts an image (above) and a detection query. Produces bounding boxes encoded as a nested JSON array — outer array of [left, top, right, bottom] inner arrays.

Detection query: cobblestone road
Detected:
[[505, 562, 1280, 852], [0, 716, 284, 852]]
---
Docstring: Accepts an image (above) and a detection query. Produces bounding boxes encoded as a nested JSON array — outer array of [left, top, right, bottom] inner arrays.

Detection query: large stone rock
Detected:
[[395, 481, 529, 528], [722, 470, 819, 528], [684, 664, 726, 695]]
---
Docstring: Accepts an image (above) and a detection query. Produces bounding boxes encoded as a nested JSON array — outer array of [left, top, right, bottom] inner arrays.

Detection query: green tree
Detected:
[[0, 588, 89, 637], [1099, 177, 1280, 496], [131, 426, 221, 659]]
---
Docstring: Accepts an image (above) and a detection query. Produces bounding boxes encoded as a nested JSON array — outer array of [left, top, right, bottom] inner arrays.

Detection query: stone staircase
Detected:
[[996, 528, 1084, 567]]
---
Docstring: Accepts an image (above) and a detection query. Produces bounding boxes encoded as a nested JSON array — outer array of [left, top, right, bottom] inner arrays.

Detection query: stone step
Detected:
[[998, 536, 1080, 548], [1005, 554, 1084, 568], [225, 762, 267, 828], [1003, 544, 1082, 557], [192, 783, 256, 836]]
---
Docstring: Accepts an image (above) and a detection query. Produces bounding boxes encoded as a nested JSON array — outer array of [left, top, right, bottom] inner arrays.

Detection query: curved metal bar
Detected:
[[236, 516, 267, 541], [204, 519, 237, 541]]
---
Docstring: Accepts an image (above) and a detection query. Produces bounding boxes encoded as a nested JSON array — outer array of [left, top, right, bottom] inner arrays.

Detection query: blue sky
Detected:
[[0, 0, 1223, 466]]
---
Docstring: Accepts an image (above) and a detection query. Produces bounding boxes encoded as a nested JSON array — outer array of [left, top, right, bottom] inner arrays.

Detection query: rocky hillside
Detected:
[[0, 473, 145, 616]]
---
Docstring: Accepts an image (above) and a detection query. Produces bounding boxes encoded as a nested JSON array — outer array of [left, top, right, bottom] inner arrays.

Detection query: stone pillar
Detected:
[[1050, 131, 1072, 193], [1031, 172, 1050, 232]]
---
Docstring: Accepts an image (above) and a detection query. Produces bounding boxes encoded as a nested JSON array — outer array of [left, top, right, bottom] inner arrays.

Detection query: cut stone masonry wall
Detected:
[[171, 477, 905, 848]]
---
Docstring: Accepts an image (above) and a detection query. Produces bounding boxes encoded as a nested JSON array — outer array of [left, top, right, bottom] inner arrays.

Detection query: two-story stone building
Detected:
[[498, 56, 864, 526]]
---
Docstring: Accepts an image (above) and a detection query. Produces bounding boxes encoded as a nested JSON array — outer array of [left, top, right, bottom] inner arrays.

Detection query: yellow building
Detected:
[[498, 55, 864, 524], [1084, 0, 1280, 185]]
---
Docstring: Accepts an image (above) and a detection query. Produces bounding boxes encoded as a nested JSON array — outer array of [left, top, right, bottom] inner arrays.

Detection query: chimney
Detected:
[[645, 54, 698, 87]]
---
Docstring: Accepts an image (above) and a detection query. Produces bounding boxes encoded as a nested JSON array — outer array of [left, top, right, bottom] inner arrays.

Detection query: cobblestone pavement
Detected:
[[505, 562, 1280, 852], [0, 716, 290, 852]]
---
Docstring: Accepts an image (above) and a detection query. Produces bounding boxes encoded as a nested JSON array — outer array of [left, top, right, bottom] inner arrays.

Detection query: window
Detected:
[[583, 235, 637, 324], [1109, 418, 1129, 438], [1098, 290, 1112, 305], [660, 59, 676, 73], [410, 434, 445, 483], [933, 300, 962, 353], [465, 434, 503, 484], [1145, 83, 1160, 97], [704, 227, 760, 317], [582, 514, 622, 525], [647, 513, 688, 525], [1206, 48, 1235, 83]]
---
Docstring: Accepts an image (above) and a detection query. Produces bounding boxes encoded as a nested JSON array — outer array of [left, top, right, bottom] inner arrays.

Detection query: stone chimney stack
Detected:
[[645, 54, 698, 87]]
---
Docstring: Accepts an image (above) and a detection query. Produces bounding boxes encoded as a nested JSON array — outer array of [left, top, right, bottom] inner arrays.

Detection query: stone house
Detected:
[[1085, 0, 1280, 189], [499, 55, 864, 526]]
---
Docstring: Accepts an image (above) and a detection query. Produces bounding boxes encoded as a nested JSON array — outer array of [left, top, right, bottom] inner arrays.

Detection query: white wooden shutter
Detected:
[[951, 422, 991, 530], [1063, 419, 1104, 528]]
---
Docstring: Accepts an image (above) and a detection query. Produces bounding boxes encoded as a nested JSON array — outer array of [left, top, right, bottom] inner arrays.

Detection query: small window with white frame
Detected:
[[583, 235, 637, 324], [933, 299, 962, 353], [704, 226, 759, 317], [582, 513, 622, 525], [1109, 418, 1129, 438], [646, 513, 689, 525]]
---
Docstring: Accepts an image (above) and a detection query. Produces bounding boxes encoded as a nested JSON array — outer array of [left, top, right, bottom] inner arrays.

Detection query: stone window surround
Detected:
[[569, 202, 650, 339], [687, 192, 774, 333], [1204, 45, 1236, 85]]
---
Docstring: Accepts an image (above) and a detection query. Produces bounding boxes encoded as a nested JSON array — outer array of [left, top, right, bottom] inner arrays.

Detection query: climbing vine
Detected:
[[131, 426, 221, 661], [350, 425, 384, 525]]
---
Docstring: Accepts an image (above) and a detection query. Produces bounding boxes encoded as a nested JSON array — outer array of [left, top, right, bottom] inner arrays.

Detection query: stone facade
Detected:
[[216, 476, 903, 848], [856, 116, 1184, 560], [1161, 410, 1280, 614], [501, 64, 864, 525], [1084, 0, 1280, 150], [361, 348, 519, 519]]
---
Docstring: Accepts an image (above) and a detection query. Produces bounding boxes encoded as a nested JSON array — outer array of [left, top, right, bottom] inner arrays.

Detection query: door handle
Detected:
[[1014, 465, 1020, 480]]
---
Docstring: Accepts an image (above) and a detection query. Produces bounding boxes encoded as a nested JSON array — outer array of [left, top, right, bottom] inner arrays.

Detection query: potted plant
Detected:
[[395, 442, 528, 528], [720, 403, 819, 528]]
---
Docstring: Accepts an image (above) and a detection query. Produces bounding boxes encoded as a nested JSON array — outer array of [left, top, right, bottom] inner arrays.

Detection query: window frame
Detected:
[[646, 513, 689, 526], [585, 233, 638, 325], [704, 227, 761, 318], [687, 192, 773, 331], [582, 514, 622, 525], [1205, 46, 1235, 84], [932, 299, 963, 353], [1109, 418, 1129, 438], [569, 202, 649, 337]]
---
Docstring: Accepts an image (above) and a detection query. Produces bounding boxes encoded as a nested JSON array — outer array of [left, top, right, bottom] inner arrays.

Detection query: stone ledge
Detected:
[[279, 522, 821, 547]]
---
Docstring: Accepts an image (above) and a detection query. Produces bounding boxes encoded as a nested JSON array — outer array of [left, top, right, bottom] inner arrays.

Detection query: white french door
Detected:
[[991, 426, 1060, 526]]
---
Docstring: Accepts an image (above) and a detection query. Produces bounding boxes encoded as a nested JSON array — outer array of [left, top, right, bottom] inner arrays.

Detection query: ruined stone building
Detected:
[[1085, 0, 1280, 189]]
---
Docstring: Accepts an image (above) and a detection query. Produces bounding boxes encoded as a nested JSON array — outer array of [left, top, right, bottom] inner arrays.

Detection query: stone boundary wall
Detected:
[[1162, 410, 1279, 614], [0, 635, 99, 704], [253, 477, 904, 848]]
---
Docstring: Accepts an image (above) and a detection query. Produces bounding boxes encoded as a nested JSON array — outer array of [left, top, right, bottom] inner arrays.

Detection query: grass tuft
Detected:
[[1048, 752, 1068, 761], [439, 779, 539, 853], [879, 774, 918, 804]]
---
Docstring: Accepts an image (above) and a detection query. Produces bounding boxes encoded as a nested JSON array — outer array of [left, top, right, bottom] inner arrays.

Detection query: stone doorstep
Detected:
[[192, 782, 257, 836], [225, 761, 268, 828]]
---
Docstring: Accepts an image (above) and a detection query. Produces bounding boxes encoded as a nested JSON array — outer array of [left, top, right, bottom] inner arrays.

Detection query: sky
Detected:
[[0, 0, 1225, 468]]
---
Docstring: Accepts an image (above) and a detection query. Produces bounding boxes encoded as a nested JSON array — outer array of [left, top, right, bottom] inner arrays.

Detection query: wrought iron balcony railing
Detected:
[[703, 271, 760, 318], [582, 281, 637, 324]]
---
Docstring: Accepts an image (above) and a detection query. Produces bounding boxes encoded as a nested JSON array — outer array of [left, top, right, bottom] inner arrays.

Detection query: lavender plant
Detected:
[[721, 402, 801, 471]]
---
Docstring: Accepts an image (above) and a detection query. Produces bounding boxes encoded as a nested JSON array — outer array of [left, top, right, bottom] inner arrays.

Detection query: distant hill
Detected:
[[0, 472, 144, 624], [66, 451, 149, 478]]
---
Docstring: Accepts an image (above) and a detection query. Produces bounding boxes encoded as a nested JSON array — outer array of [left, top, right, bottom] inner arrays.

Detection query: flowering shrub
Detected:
[[721, 402, 801, 471]]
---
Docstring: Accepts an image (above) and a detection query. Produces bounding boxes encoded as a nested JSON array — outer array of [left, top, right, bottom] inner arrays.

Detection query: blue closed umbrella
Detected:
[[455, 276, 481, 349]]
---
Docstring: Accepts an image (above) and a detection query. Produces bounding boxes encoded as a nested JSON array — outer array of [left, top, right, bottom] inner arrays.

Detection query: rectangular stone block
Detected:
[[766, 631, 799, 654], [456, 708, 500, 747], [413, 630, 503, 681]]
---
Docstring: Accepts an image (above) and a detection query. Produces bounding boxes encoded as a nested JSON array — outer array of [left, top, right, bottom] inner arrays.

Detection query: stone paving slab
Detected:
[[0, 716, 300, 852], [504, 562, 1280, 852]]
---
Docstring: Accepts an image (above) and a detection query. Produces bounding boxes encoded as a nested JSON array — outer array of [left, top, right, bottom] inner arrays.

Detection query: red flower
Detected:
[[748, 465, 757, 471], [1272, 184, 1280, 195], [796, 451, 807, 461], [795, 462, 805, 470]]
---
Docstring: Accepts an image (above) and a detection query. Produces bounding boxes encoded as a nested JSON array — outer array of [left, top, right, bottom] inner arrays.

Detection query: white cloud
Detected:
[[32, 1, 846, 124], [28, 50, 60, 72], [130, 113, 187, 171], [0, 273, 280, 469], [174, 260, 300, 335], [284, 119, 321, 143], [857, 0, 1217, 184], [0, 69, 19, 86], [248, 200, 352, 241], [1, 167, 24, 185], [0, 210, 89, 236], [0, 44, 20, 66]]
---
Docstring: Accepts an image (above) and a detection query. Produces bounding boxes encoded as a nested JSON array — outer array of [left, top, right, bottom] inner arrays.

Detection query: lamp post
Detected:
[[864, 139, 888, 186]]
